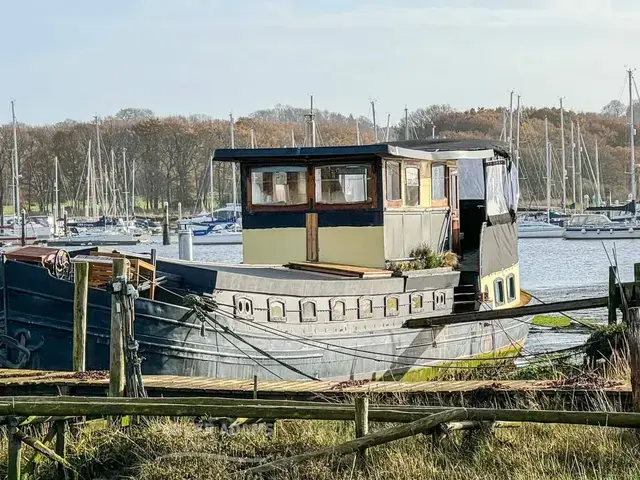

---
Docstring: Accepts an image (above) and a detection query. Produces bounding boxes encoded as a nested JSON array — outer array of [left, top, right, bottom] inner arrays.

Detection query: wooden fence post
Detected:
[[629, 307, 640, 412], [8, 419, 22, 480], [109, 258, 128, 397], [608, 266, 618, 325], [54, 420, 68, 480], [354, 396, 369, 468], [162, 202, 170, 246], [73, 262, 89, 372]]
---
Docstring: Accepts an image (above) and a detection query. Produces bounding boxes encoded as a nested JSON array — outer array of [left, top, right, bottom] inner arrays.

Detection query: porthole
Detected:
[[301, 300, 317, 322], [268, 297, 286, 322], [385, 295, 399, 316], [234, 295, 254, 320], [434, 291, 447, 310], [358, 297, 373, 319], [494, 279, 505, 306], [330, 298, 346, 321], [410, 293, 424, 314]]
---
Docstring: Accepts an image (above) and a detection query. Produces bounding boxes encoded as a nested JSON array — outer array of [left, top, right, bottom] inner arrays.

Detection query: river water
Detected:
[[117, 238, 640, 356]]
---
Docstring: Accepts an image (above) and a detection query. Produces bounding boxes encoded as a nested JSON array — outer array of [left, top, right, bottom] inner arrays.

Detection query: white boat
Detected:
[[47, 228, 151, 246], [191, 224, 242, 245], [563, 213, 640, 239], [518, 220, 564, 238]]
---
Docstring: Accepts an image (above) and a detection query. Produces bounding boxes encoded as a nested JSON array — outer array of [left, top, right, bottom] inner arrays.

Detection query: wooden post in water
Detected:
[[20, 209, 26, 246], [162, 202, 170, 246], [109, 258, 128, 397], [63, 209, 68, 237], [7, 419, 21, 480], [73, 262, 89, 372], [354, 396, 369, 468], [628, 307, 640, 412], [609, 266, 618, 325]]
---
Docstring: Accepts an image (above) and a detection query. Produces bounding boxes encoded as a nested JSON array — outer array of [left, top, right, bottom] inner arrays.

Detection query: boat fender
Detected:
[[596, 229, 600, 234], [581, 228, 586, 234], [630, 227, 634, 233], [610, 229, 614, 234]]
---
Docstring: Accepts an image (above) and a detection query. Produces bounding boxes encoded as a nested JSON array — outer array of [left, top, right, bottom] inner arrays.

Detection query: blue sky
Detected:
[[1, 0, 639, 125]]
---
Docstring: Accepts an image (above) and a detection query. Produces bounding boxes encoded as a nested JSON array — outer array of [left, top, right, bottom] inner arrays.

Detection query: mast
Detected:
[[310, 95, 316, 148], [371, 101, 378, 143], [230, 113, 237, 218], [508, 90, 514, 155], [291, 129, 295, 148], [110, 148, 116, 216], [432, 124, 436, 139], [560, 97, 567, 209], [54, 156, 59, 236], [123, 148, 129, 223], [629, 69, 636, 201], [577, 120, 583, 210], [404, 106, 409, 141], [11, 101, 20, 224], [131, 156, 136, 218], [95, 116, 105, 216], [250, 128, 256, 148], [85, 141, 91, 218], [355, 119, 361, 145], [545, 117, 551, 222], [515, 95, 521, 169], [384, 114, 391, 141], [209, 154, 215, 219], [571, 121, 576, 207], [595, 138, 601, 206]]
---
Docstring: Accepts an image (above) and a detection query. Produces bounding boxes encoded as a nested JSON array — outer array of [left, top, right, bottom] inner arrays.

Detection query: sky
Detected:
[[1, 0, 639, 125]]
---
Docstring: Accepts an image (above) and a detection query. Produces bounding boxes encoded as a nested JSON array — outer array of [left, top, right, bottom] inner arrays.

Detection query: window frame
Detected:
[[431, 163, 449, 208], [385, 161, 402, 207], [246, 164, 311, 213], [506, 274, 517, 302], [313, 162, 377, 211], [493, 278, 505, 306], [404, 165, 421, 207], [245, 161, 377, 213]]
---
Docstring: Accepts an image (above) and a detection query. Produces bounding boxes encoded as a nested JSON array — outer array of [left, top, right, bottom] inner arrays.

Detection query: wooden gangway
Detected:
[[0, 369, 630, 407]]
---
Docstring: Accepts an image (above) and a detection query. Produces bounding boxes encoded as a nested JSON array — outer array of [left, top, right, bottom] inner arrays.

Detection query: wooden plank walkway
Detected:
[[0, 369, 630, 400]]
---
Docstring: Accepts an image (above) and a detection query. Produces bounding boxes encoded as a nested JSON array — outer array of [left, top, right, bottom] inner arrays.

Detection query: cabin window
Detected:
[[405, 167, 420, 206], [386, 161, 401, 201], [315, 165, 372, 204], [431, 164, 446, 201], [358, 297, 373, 319], [250, 166, 307, 206], [506, 275, 516, 302], [268, 298, 287, 322], [385, 295, 399, 316], [301, 300, 317, 322], [494, 279, 505, 306], [330, 298, 346, 321]]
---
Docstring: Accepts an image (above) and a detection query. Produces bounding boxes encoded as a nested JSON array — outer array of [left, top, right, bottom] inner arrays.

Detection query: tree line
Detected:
[[0, 101, 634, 217]]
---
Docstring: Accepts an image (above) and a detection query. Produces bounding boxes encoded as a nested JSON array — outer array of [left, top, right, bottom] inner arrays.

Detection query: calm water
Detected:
[[119, 237, 640, 355]]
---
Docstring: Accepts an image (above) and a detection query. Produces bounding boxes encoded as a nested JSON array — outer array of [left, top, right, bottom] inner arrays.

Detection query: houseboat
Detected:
[[0, 139, 530, 381]]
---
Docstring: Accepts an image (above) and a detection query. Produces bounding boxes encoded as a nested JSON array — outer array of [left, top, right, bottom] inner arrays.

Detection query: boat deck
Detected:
[[0, 369, 630, 408]]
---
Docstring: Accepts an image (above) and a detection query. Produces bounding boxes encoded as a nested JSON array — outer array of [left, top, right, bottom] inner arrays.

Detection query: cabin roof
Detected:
[[213, 139, 508, 163]]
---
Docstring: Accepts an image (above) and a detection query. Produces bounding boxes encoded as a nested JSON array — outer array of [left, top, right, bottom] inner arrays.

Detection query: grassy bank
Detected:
[[532, 315, 598, 328], [6, 416, 638, 480]]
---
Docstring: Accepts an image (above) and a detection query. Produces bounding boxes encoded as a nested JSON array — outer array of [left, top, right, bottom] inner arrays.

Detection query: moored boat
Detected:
[[0, 139, 531, 380]]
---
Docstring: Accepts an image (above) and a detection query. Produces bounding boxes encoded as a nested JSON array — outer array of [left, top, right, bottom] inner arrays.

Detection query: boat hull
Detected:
[[563, 227, 640, 240], [518, 230, 564, 239], [0, 259, 530, 380]]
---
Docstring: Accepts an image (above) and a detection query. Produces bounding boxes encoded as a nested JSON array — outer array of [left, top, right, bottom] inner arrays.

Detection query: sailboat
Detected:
[[563, 69, 640, 240], [179, 113, 242, 245], [517, 104, 564, 238]]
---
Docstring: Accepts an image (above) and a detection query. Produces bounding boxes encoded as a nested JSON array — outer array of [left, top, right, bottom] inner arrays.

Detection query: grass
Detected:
[[532, 315, 598, 329], [6, 416, 639, 480]]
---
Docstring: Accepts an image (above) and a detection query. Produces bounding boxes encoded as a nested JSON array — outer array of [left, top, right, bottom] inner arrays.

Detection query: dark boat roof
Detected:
[[213, 139, 509, 163]]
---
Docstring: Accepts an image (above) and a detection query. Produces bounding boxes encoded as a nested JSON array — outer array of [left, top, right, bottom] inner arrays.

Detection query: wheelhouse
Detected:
[[214, 139, 520, 308]]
